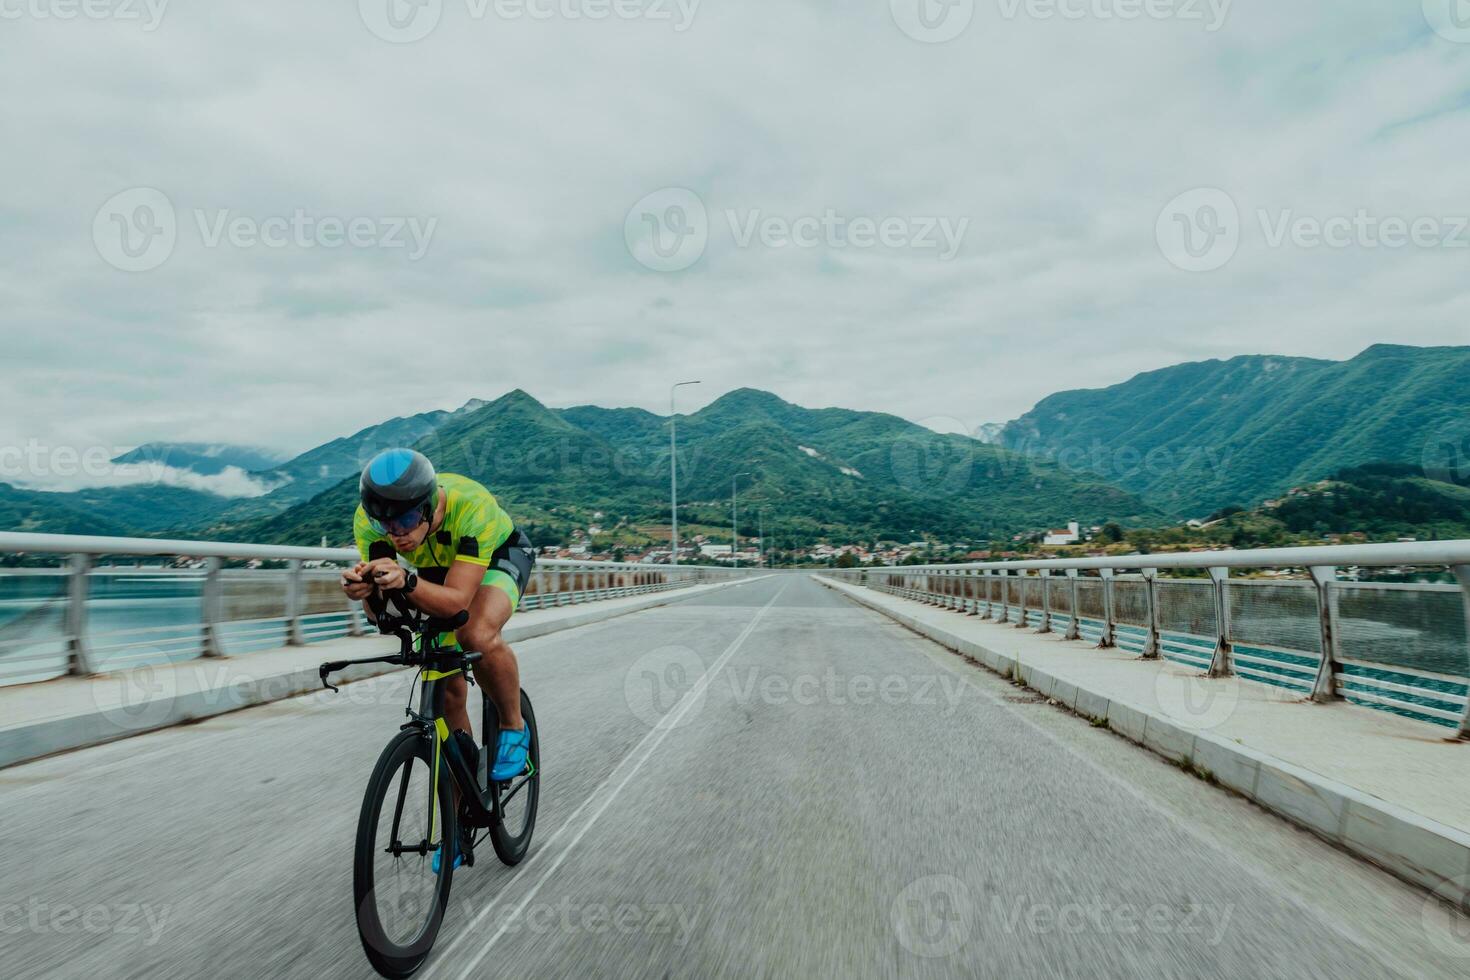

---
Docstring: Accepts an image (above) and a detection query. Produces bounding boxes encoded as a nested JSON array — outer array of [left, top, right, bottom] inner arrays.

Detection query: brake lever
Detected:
[[319, 663, 341, 694]]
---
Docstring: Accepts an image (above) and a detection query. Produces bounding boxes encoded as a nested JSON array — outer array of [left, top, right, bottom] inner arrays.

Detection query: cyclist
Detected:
[[341, 448, 535, 866]]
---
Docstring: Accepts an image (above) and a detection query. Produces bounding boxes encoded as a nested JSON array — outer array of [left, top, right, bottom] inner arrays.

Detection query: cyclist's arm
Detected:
[[397, 560, 483, 617]]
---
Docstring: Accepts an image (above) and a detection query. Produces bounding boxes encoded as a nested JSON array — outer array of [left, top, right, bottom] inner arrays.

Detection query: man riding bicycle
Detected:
[[341, 448, 535, 805]]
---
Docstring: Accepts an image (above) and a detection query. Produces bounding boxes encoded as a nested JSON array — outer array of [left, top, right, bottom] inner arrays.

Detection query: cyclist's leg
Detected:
[[441, 673, 473, 738], [457, 580, 522, 731]]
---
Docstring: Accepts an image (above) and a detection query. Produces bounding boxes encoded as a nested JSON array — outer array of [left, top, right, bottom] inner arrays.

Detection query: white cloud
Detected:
[[12, 463, 283, 498], [1, 1, 1468, 458]]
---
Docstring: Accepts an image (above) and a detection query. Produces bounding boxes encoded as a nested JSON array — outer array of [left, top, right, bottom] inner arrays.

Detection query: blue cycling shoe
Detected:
[[432, 840, 463, 874], [491, 725, 531, 781]]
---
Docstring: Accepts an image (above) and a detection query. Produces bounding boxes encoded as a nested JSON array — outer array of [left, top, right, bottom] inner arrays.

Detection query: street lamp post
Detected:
[[757, 509, 765, 569], [669, 380, 701, 566], [731, 472, 750, 569]]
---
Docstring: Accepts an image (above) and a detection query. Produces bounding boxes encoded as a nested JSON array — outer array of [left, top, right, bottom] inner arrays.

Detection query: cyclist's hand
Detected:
[[367, 560, 408, 592], [342, 563, 375, 601]]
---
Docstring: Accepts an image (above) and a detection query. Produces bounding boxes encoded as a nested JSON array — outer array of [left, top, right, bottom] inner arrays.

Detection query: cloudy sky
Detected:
[[3, 0, 1469, 487]]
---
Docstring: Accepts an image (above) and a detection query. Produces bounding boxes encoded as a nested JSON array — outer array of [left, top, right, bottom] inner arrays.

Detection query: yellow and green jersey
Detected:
[[353, 472, 515, 577]]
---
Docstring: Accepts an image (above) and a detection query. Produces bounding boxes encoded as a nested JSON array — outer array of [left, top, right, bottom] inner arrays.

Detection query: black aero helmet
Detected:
[[360, 448, 438, 534]]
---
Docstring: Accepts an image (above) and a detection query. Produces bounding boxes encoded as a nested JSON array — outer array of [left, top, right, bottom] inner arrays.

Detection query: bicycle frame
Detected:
[[323, 627, 529, 832]]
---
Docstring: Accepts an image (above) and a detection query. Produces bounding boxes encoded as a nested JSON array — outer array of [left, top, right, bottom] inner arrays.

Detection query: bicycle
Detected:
[[319, 590, 540, 978]]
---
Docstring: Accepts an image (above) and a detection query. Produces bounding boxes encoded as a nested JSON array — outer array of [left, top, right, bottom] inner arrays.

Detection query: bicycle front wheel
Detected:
[[353, 730, 457, 978]]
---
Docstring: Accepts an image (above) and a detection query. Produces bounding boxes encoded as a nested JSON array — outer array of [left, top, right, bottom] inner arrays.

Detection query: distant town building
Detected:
[[1043, 522, 1082, 546]]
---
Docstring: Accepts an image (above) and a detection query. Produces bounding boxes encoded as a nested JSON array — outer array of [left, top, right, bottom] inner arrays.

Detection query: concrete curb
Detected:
[[0, 579, 755, 771], [819, 577, 1470, 909]]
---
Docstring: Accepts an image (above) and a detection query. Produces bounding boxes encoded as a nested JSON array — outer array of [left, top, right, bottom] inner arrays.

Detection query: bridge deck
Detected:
[[2, 575, 1466, 978], [822, 577, 1470, 837]]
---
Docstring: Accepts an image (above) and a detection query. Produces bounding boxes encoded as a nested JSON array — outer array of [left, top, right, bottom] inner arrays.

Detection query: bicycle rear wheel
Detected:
[[483, 690, 540, 866], [354, 730, 457, 978]]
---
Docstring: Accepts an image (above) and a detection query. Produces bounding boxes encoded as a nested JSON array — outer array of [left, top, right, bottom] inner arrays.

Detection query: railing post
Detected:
[[346, 592, 365, 636], [1065, 569, 1081, 640], [285, 558, 306, 646], [966, 570, 980, 615], [1309, 565, 1342, 703], [201, 557, 224, 658], [64, 553, 96, 676], [1097, 568, 1116, 649], [1015, 572, 1030, 629], [994, 569, 1010, 623], [1453, 564, 1470, 739], [1141, 568, 1161, 660], [1037, 570, 1052, 634], [1207, 566, 1234, 678]]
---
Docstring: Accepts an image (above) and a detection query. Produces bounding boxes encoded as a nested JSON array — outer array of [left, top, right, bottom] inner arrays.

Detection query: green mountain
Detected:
[[1001, 344, 1470, 516], [235, 388, 1156, 549], [244, 407, 456, 507], [1117, 463, 1470, 554], [0, 484, 133, 537], [1270, 463, 1470, 539]]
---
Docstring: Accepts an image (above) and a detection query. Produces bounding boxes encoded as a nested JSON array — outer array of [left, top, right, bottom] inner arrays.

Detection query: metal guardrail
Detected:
[[0, 532, 748, 686], [820, 541, 1470, 739]]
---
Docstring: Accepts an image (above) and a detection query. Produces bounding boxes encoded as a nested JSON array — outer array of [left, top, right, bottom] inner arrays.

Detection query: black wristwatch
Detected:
[[403, 571, 419, 594]]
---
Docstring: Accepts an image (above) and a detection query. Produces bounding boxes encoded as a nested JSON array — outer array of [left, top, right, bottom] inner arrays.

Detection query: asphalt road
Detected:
[[3, 574, 1467, 979]]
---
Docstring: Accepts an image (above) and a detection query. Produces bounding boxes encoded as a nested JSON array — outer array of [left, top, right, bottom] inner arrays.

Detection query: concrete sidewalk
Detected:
[[819, 576, 1470, 908], [0, 578, 764, 770]]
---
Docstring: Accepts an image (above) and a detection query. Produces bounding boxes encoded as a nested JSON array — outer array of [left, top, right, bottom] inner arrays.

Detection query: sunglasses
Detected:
[[369, 505, 429, 537]]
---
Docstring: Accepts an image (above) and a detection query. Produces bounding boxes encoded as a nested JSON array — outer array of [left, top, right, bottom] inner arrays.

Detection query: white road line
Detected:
[[429, 577, 790, 980]]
